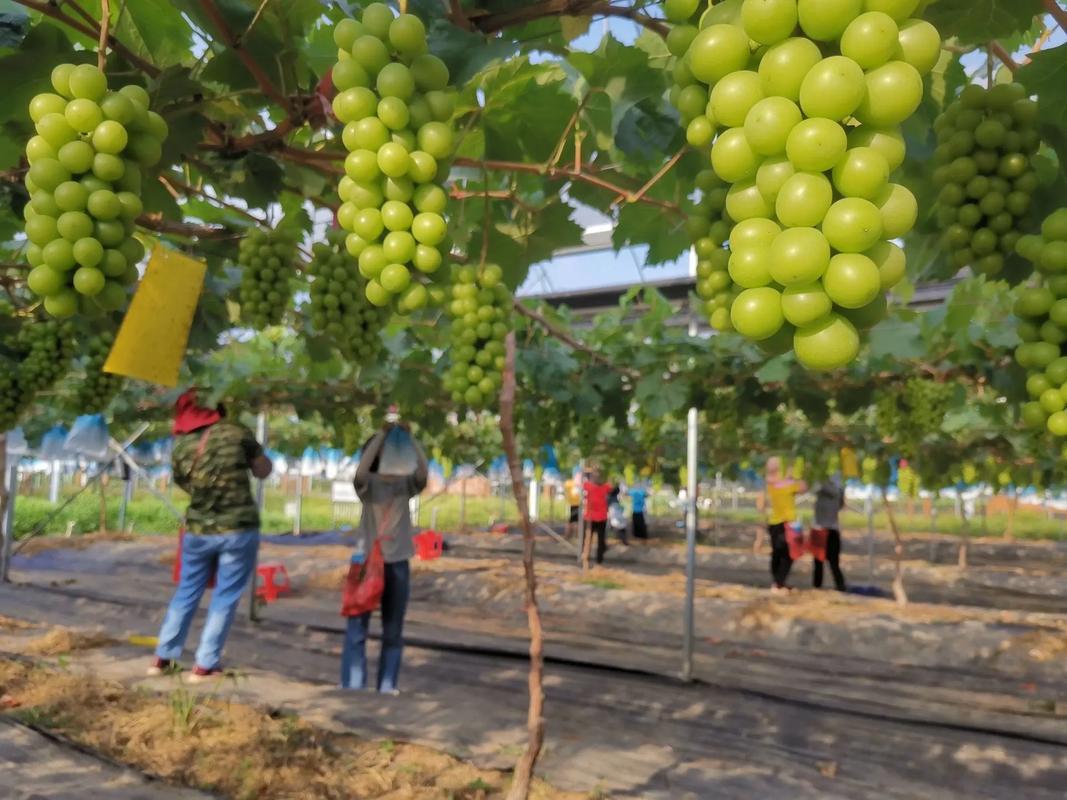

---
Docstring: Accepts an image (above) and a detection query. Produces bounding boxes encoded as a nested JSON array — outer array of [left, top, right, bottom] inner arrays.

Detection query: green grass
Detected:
[[10, 482, 535, 538], [711, 504, 1067, 541], [13, 479, 1067, 544]]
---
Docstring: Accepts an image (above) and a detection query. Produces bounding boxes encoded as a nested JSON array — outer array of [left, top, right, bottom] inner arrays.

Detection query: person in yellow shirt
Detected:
[[765, 456, 807, 592], [564, 474, 582, 538]]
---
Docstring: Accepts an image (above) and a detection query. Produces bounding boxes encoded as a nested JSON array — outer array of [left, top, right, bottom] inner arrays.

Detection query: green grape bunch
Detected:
[[932, 83, 1040, 277], [902, 376, 953, 435], [23, 63, 165, 318], [443, 264, 511, 409], [73, 330, 123, 413], [331, 3, 455, 314], [667, 0, 934, 370], [1011, 209, 1067, 437], [307, 229, 389, 361], [874, 389, 902, 440], [19, 319, 76, 393], [0, 319, 76, 430], [237, 227, 298, 329]]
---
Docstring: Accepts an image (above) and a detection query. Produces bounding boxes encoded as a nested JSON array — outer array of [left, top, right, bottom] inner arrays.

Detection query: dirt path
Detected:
[[2, 538, 1067, 798]]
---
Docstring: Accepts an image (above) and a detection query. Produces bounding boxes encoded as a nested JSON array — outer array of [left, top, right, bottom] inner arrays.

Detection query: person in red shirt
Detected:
[[583, 470, 613, 565]]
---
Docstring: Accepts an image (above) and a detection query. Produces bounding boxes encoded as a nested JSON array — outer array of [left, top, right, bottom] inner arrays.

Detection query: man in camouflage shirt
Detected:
[[172, 420, 264, 534], [150, 391, 272, 682]]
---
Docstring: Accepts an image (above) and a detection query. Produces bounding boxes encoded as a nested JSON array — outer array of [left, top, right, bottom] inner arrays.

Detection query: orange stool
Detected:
[[255, 562, 291, 603], [413, 530, 443, 560]]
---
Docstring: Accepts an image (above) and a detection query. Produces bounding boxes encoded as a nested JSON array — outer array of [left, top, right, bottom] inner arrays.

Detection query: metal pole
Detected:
[[682, 246, 699, 682], [1, 451, 16, 583], [293, 469, 303, 537], [682, 405, 698, 681], [866, 488, 875, 583], [250, 411, 267, 622], [118, 461, 133, 533], [49, 460, 61, 504], [460, 473, 467, 530], [576, 459, 586, 567], [528, 477, 539, 522]]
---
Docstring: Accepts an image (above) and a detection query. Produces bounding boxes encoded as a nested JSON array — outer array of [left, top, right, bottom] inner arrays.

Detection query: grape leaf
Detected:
[[1017, 44, 1067, 131], [114, 0, 193, 68], [923, 0, 1042, 46]]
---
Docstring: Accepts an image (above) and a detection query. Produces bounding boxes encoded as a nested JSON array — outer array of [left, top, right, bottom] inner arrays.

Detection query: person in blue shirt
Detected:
[[630, 483, 649, 540]]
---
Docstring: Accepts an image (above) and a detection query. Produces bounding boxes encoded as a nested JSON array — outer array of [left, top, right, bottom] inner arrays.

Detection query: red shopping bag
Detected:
[[341, 539, 385, 617], [809, 527, 829, 561], [785, 522, 807, 560], [171, 528, 217, 587]]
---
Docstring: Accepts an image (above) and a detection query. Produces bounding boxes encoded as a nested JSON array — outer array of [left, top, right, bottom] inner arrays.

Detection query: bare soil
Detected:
[[0, 647, 581, 800]]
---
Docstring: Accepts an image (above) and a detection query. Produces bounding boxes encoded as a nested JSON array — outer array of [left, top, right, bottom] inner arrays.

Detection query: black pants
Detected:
[[813, 528, 846, 591], [568, 506, 579, 523], [590, 520, 607, 564], [632, 511, 648, 539], [768, 523, 792, 588]]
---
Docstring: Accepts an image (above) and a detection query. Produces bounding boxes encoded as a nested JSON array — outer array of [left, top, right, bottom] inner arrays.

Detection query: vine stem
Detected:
[[512, 299, 641, 379], [452, 157, 682, 215], [98, 0, 110, 70], [13, 0, 159, 75], [987, 41, 1019, 75], [498, 330, 546, 800], [1044, 0, 1067, 32], [195, 0, 291, 110]]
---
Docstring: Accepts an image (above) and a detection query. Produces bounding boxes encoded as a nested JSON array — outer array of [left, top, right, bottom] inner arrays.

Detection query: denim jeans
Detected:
[[155, 529, 259, 669], [340, 560, 410, 692]]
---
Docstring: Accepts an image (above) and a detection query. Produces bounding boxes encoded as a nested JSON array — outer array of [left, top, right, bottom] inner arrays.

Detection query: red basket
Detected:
[[414, 530, 443, 560]]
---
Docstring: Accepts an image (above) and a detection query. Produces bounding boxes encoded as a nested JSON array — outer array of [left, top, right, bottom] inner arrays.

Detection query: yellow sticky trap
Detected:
[[840, 447, 860, 479], [104, 244, 207, 387], [127, 635, 159, 648]]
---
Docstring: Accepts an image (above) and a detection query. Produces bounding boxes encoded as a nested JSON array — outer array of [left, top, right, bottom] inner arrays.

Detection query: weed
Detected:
[[583, 578, 623, 590], [380, 738, 396, 754], [466, 778, 493, 790]]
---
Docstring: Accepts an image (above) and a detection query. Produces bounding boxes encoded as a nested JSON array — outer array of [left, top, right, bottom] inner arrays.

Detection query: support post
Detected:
[[250, 411, 267, 622], [293, 468, 303, 537], [682, 246, 699, 682], [681, 405, 698, 682], [528, 477, 539, 522], [865, 488, 875, 584], [49, 460, 61, 504], [118, 460, 133, 533], [0, 435, 14, 583], [576, 460, 586, 568]]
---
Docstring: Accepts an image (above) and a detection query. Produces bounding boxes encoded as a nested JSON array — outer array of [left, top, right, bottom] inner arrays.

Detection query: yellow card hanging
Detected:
[[104, 244, 207, 387]]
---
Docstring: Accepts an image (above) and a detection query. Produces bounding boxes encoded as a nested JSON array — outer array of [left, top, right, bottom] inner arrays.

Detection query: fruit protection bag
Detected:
[[64, 414, 110, 461], [377, 425, 419, 476]]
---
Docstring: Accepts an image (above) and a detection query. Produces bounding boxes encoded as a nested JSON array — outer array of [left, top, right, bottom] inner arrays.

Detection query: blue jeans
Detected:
[[341, 560, 410, 692], [155, 530, 259, 669]]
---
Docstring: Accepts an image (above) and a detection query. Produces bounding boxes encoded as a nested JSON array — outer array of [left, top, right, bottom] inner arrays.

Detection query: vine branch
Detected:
[[512, 299, 641, 379], [1043, 0, 1067, 32], [988, 41, 1019, 75], [195, 0, 291, 110], [13, 0, 159, 75], [97, 0, 110, 70]]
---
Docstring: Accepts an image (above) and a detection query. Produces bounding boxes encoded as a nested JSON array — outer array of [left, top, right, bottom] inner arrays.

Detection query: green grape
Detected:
[[23, 66, 166, 317], [933, 84, 1039, 277], [445, 264, 511, 410], [237, 227, 298, 329], [332, 8, 452, 314], [306, 230, 390, 362], [72, 331, 123, 412]]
